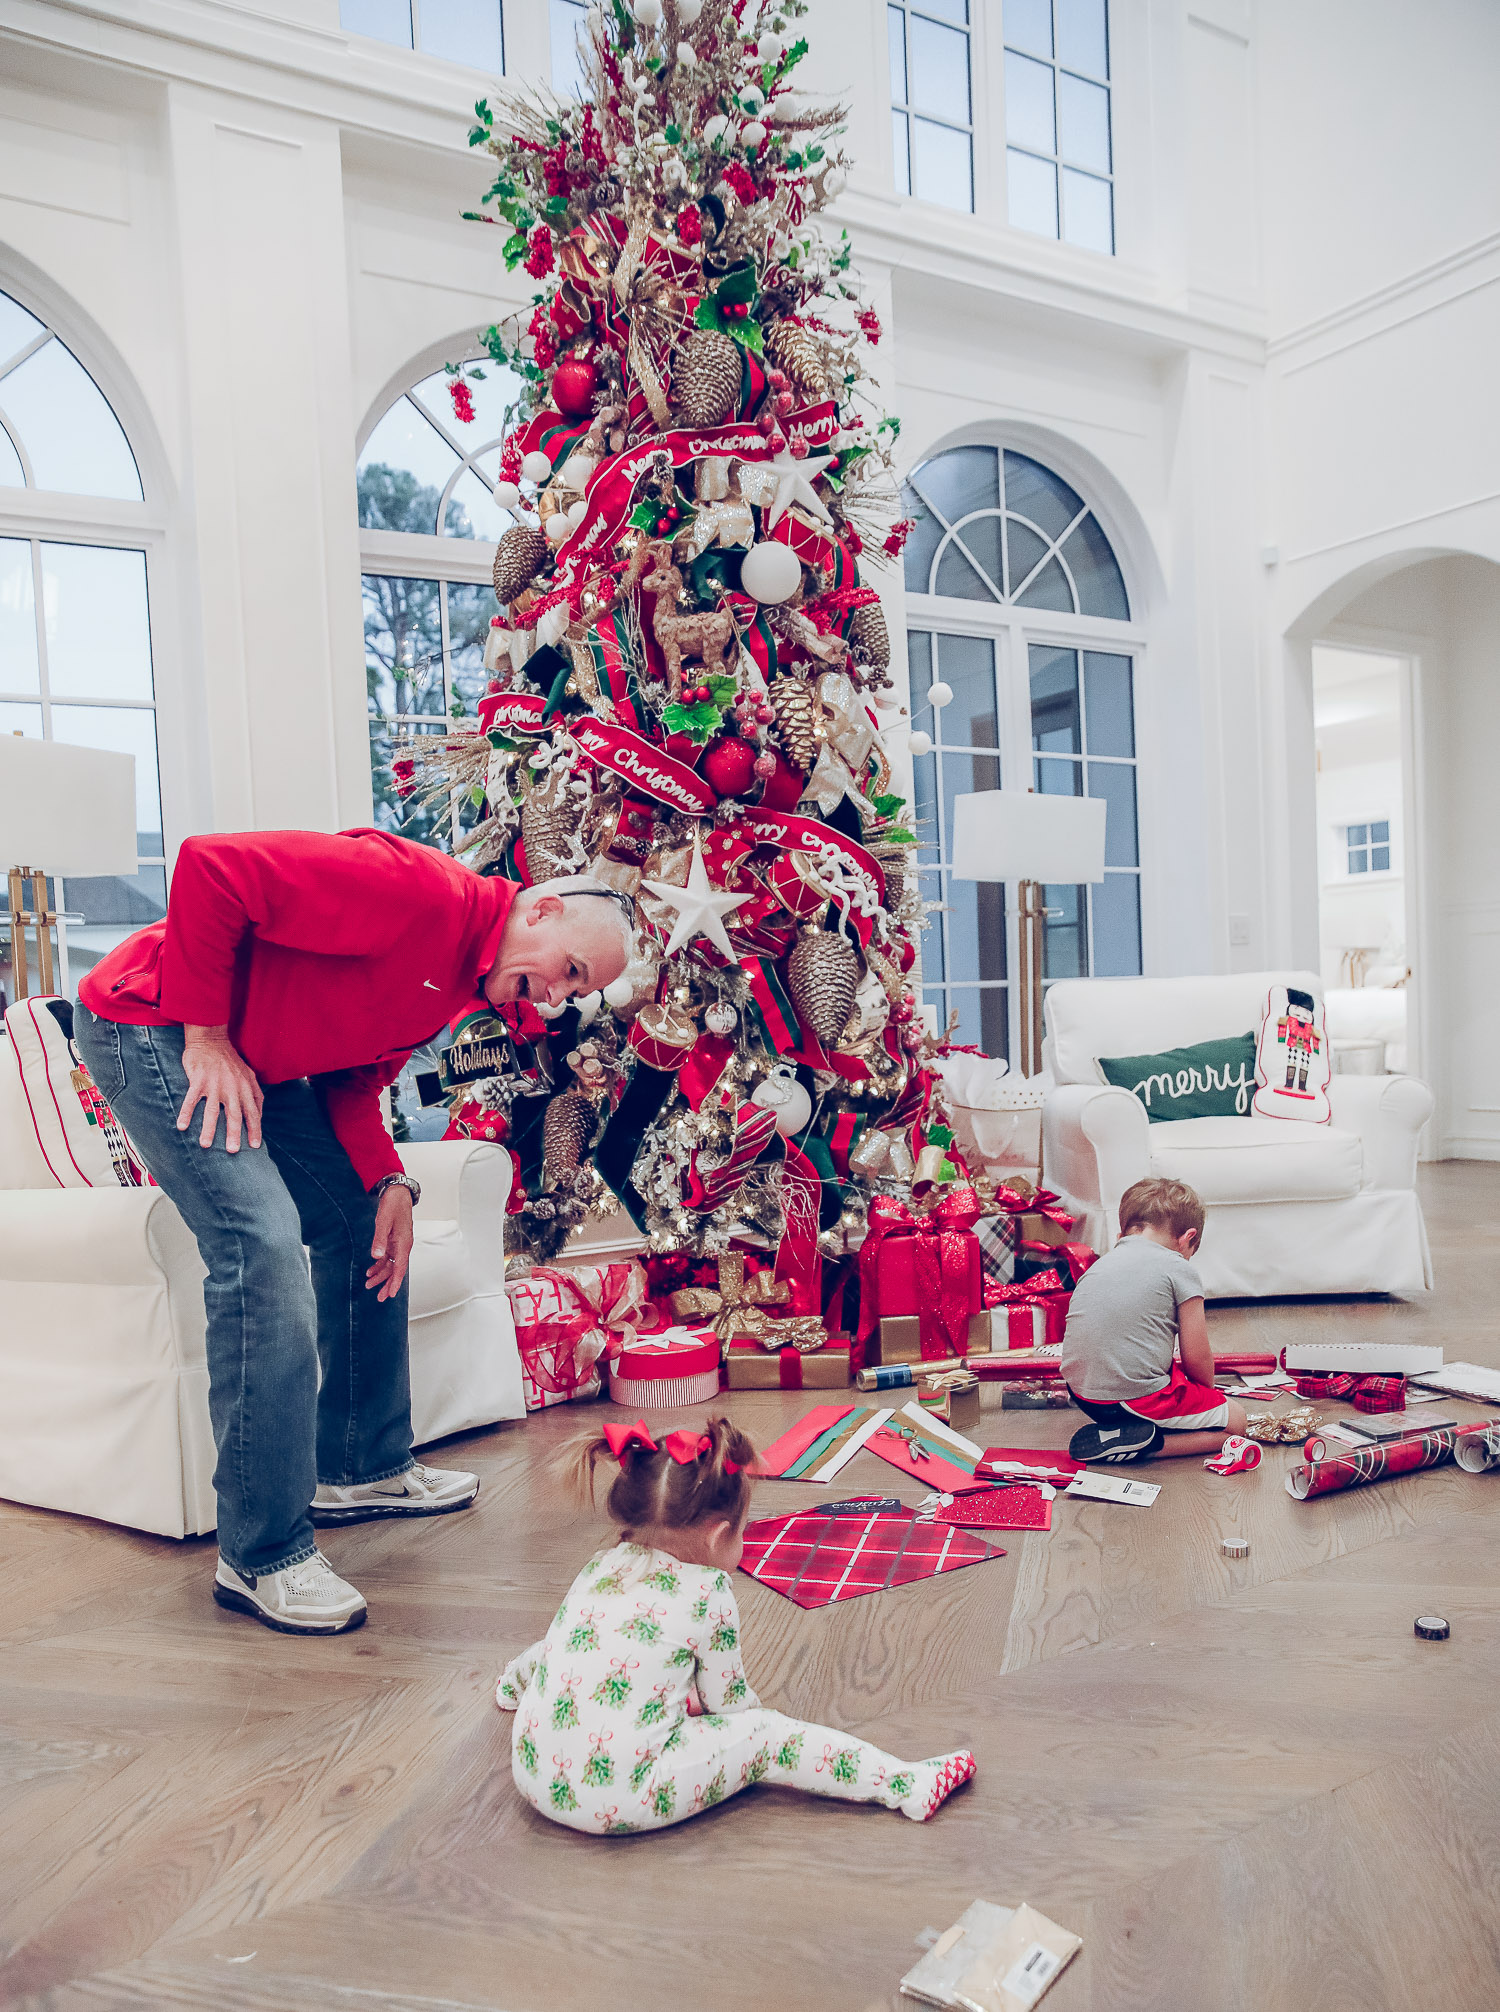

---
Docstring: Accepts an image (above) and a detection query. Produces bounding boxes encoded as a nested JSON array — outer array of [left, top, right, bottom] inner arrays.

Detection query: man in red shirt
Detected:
[[75, 828, 633, 1636]]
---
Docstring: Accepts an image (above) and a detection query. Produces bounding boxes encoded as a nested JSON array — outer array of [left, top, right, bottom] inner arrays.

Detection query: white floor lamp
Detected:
[[949, 789, 1107, 1077], [0, 735, 138, 1002]]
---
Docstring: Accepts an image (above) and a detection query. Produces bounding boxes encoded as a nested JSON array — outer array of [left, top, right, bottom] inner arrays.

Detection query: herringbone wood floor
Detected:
[[4, 1164, 1500, 2012]]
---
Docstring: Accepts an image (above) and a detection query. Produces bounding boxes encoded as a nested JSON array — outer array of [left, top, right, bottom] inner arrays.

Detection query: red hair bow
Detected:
[[602, 1420, 741, 1474]]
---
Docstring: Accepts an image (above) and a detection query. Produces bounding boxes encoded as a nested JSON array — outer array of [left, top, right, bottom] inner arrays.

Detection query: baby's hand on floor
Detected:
[[685, 1688, 706, 1717]]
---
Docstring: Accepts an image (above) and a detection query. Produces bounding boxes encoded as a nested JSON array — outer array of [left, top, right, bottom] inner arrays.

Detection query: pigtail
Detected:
[[557, 1427, 619, 1508]]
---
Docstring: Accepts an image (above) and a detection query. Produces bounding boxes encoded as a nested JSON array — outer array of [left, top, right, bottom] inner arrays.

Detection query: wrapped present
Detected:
[[975, 1213, 1020, 1288], [722, 1335, 852, 1390], [983, 1177, 1076, 1251], [669, 1251, 827, 1353], [856, 1186, 984, 1365], [988, 1269, 1071, 1349], [878, 1310, 996, 1363], [506, 1260, 649, 1411], [609, 1327, 722, 1409], [917, 1369, 980, 1434]]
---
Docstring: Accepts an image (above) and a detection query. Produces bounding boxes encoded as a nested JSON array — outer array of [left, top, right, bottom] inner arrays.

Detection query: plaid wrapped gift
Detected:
[[975, 1213, 1020, 1288], [1352, 1373, 1408, 1414]]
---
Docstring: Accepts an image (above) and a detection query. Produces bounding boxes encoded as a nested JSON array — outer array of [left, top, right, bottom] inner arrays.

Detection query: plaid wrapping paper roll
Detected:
[[1288, 1425, 1460, 1499], [1454, 1423, 1500, 1473]]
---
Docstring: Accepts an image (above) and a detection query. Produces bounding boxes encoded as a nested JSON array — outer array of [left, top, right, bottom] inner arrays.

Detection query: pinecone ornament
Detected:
[[787, 925, 861, 1045], [764, 320, 827, 399], [673, 330, 742, 427], [492, 524, 550, 605], [543, 1088, 596, 1183], [881, 859, 906, 913], [847, 600, 891, 674], [520, 765, 587, 879], [768, 674, 817, 772]]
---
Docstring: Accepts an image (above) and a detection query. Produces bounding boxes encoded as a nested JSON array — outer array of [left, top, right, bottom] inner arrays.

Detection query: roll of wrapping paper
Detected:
[[1287, 1425, 1459, 1499], [1453, 1422, 1500, 1473]]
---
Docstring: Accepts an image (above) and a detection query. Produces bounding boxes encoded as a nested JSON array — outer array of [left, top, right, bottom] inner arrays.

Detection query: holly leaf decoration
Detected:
[[926, 1122, 954, 1150], [871, 791, 908, 819], [661, 700, 722, 743], [705, 673, 739, 706], [715, 263, 758, 308], [502, 232, 529, 271], [629, 501, 666, 530]]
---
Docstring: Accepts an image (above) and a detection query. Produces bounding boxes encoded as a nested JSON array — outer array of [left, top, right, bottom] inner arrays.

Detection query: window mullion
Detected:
[[30, 538, 50, 735]]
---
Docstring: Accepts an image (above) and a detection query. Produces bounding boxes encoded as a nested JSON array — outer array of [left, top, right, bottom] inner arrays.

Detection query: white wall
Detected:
[[1, 0, 1498, 1149]]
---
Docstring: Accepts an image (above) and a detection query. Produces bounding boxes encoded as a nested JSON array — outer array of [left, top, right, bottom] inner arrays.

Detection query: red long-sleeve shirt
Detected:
[[79, 829, 517, 1189]]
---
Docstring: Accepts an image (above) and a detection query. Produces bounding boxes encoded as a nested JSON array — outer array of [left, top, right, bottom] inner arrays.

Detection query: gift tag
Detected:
[[1067, 1473, 1160, 1506]]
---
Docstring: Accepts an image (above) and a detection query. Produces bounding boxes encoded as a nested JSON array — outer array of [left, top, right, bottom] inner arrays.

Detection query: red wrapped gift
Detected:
[[506, 1261, 650, 1411], [989, 1269, 1071, 1349], [609, 1327, 722, 1409], [857, 1186, 984, 1363]]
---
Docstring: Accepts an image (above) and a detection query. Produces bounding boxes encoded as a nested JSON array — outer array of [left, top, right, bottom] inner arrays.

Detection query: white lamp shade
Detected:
[[950, 789, 1107, 884], [0, 736, 138, 876]]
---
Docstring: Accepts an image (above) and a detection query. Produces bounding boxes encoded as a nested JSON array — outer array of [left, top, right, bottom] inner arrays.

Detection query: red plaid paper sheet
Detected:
[[739, 1507, 1006, 1609]]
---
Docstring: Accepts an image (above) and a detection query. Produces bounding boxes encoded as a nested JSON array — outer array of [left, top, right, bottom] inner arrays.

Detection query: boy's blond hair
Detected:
[[1118, 1176, 1205, 1245]]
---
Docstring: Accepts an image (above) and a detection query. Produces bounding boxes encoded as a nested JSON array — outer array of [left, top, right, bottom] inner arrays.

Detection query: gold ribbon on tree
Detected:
[[669, 1252, 829, 1354], [610, 216, 680, 431]]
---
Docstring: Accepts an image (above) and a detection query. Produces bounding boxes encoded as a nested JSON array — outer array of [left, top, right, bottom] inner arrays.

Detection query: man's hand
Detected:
[[366, 1184, 414, 1302], [179, 1025, 263, 1152]]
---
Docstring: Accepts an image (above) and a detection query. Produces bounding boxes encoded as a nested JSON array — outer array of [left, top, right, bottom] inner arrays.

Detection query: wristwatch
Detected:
[[374, 1171, 421, 1208]]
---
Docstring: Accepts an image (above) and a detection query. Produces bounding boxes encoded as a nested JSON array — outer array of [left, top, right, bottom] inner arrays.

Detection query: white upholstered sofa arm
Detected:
[[1328, 1074, 1434, 1190], [0, 1186, 197, 1289], [1042, 1083, 1151, 1238], [398, 1140, 511, 1288]]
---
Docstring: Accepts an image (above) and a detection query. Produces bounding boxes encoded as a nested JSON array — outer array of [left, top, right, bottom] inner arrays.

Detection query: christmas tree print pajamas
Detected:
[[496, 1542, 971, 1833]]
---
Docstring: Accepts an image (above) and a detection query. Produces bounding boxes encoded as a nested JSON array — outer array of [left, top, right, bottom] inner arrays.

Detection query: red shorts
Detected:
[[1070, 1360, 1229, 1433]]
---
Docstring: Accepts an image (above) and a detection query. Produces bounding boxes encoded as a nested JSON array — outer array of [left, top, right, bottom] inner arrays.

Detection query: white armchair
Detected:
[[1041, 971, 1434, 1298], [0, 1055, 523, 1539]]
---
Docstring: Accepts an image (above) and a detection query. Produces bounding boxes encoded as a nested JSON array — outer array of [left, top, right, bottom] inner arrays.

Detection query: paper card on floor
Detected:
[[773, 1407, 891, 1482], [896, 1400, 986, 1463], [1316, 1421, 1369, 1447], [934, 1486, 1053, 1533], [1410, 1362, 1500, 1402], [867, 1428, 982, 1494], [1067, 1473, 1161, 1506], [900, 1901, 1017, 2008]]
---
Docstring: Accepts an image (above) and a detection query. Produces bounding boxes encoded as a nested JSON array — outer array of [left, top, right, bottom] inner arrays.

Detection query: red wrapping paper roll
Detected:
[[1287, 1426, 1459, 1499]]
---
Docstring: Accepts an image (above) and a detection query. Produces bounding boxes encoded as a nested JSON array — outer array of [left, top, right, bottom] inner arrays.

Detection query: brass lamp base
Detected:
[[6, 866, 57, 999]]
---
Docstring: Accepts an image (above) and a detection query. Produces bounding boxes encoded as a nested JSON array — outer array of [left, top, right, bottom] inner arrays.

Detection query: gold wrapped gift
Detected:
[[670, 1252, 828, 1353]]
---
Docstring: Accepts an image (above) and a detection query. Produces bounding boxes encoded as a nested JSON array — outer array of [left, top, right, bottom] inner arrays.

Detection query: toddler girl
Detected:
[[496, 1414, 976, 1834]]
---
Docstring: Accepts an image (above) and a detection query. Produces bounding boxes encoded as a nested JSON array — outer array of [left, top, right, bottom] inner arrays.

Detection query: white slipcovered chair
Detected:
[[1040, 970, 1434, 1298], [0, 1048, 524, 1539]]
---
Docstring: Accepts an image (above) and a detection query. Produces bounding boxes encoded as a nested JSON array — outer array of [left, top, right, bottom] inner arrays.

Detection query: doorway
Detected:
[[1310, 644, 1416, 1078]]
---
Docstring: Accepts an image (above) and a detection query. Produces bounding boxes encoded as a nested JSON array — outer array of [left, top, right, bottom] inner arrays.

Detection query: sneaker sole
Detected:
[[212, 1583, 368, 1635], [1069, 1424, 1160, 1464], [310, 1489, 479, 1527]]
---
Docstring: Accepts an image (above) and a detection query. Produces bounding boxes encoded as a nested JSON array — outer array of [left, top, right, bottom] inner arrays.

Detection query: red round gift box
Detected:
[[608, 1331, 722, 1409]]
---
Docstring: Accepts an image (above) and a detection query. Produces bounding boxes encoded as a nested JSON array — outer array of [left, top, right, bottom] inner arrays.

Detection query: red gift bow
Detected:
[[602, 1419, 741, 1473], [989, 1183, 1076, 1233], [509, 1263, 650, 1402], [987, 1267, 1073, 1349], [857, 1186, 983, 1361]]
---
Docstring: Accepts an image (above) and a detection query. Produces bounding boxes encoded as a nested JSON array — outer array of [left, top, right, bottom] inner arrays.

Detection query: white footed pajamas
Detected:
[[496, 1541, 973, 1833]]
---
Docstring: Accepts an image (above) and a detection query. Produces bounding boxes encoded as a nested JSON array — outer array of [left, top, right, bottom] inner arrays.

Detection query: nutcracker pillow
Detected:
[[1251, 985, 1332, 1124], [4, 994, 152, 1186]]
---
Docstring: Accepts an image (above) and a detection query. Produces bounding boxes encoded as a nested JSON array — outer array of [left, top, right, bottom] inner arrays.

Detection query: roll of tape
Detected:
[[1221, 1537, 1250, 1558], [1414, 1615, 1450, 1640]]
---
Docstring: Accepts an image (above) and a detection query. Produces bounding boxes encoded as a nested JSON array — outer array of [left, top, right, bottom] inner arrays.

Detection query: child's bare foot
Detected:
[[896, 1750, 977, 1821]]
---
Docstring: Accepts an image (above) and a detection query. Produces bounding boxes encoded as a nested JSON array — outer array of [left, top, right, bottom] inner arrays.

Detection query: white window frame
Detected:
[[340, 0, 506, 67], [887, 0, 976, 213], [0, 296, 168, 994], [1342, 818, 1394, 879], [1001, 0, 1115, 253]]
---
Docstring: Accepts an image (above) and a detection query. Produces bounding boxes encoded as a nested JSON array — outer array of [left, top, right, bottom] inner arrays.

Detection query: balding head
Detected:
[[482, 875, 635, 1011]]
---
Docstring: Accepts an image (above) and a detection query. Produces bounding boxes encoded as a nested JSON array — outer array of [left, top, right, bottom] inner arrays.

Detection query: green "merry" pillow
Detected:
[[1097, 1032, 1257, 1122]]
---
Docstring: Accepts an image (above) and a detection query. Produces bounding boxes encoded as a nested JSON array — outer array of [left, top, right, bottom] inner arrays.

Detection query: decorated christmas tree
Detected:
[[399, 0, 961, 1333]]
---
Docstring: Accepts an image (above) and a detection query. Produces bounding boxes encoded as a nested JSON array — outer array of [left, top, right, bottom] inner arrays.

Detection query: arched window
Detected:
[[357, 356, 525, 847], [0, 285, 163, 1005], [901, 443, 1141, 1059]]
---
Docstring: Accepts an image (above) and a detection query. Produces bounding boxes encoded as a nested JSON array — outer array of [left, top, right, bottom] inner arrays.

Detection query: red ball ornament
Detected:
[[752, 752, 778, 780], [768, 430, 787, 453], [703, 735, 761, 797], [550, 357, 597, 415]]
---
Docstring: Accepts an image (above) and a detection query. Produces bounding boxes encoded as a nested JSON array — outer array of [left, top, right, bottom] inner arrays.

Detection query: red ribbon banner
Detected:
[[571, 716, 717, 815], [733, 806, 886, 907], [477, 691, 552, 736]]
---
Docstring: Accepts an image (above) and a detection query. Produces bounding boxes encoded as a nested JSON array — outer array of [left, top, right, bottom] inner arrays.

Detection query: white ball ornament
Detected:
[[702, 112, 730, 146], [676, 40, 697, 65], [544, 511, 571, 544], [823, 163, 849, 196], [908, 729, 933, 756], [927, 680, 953, 708], [560, 451, 596, 488], [751, 1068, 813, 1139], [567, 498, 589, 527], [675, 0, 703, 19], [740, 84, 765, 113], [757, 29, 785, 62], [495, 479, 521, 509], [603, 976, 636, 1010], [520, 450, 553, 485], [704, 1000, 738, 1036], [741, 120, 768, 148], [739, 539, 802, 603], [632, 0, 662, 26]]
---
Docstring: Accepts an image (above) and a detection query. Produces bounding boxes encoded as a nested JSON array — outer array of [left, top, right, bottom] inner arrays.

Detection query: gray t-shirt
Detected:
[[1060, 1235, 1206, 1402]]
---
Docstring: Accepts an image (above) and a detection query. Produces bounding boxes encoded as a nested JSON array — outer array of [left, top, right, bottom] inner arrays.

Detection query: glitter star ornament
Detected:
[[737, 444, 837, 528], [642, 830, 754, 959]]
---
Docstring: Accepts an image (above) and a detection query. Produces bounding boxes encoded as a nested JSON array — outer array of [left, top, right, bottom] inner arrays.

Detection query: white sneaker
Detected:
[[213, 1552, 367, 1635], [311, 1460, 480, 1526]]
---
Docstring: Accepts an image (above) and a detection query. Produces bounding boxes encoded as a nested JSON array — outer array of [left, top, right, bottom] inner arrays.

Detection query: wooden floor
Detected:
[[4, 1163, 1500, 2012]]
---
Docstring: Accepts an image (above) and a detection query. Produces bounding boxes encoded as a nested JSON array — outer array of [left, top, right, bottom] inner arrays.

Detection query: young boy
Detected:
[[1060, 1177, 1247, 1463]]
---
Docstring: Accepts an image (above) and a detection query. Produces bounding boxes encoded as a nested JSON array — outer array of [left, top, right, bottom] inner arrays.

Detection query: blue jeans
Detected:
[[74, 1005, 413, 1576]]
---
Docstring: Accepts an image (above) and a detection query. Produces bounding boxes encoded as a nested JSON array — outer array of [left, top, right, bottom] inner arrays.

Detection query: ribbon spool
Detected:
[[1414, 1616, 1450, 1640]]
